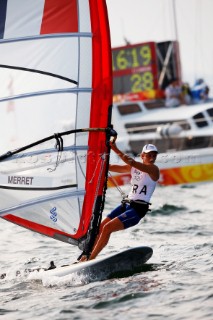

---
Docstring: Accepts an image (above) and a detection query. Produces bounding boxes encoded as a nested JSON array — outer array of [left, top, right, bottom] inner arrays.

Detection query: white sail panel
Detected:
[[79, 37, 92, 87], [3, 0, 45, 39], [78, 0, 91, 32], [0, 93, 77, 153], [0, 142, 86, 236], [0, 189, 82, 235], [0, 38, 79, 94]]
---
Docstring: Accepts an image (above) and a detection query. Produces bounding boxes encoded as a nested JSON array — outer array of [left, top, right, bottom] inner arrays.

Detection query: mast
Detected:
[[172, 0, 178, 41]]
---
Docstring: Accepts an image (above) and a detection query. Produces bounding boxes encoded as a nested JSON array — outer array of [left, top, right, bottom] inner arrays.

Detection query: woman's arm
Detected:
[[109, 164, 131, 173], [110, 141, 159, 181]]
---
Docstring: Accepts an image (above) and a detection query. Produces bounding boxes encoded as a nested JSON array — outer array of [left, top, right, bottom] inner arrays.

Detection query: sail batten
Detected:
[[0, 32, 92, 45], [0, 145, 88, 161], [0, 184, 78, 192], [0, 87, 93, 103], [0, 0, 112, 253]]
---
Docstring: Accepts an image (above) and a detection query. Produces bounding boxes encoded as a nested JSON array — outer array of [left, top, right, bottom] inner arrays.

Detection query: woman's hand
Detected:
[[109, 139, 118, 152]]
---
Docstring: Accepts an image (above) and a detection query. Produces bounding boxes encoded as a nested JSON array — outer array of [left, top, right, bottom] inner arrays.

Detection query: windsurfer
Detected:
[[80, 141, 159, 262]]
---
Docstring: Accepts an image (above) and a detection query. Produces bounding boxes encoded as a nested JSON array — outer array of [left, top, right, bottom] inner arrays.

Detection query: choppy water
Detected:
[[0, 182, 213, 320]]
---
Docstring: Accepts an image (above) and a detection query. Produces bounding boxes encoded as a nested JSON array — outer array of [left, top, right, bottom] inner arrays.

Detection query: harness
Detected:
[[121, 197, 151, 217], [108, 172, 152, 218]]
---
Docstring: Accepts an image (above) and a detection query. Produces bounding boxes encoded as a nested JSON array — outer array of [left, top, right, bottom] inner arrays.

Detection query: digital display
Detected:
[[112, 42, 158, 96]]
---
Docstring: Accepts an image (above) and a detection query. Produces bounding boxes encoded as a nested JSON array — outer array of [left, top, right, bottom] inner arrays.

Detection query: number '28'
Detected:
[[131, 72, 154, 92]]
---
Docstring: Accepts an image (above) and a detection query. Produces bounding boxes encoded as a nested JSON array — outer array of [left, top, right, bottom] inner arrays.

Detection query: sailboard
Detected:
[[0, 0, 114, 257], [33, 246, 153, 282]]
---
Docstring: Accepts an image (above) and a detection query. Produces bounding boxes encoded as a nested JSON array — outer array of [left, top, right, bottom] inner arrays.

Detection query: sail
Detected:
[[0, 0, 113, 253]]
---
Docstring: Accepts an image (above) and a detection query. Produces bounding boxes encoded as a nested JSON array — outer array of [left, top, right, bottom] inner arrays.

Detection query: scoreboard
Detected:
[[112, 41, 181, 101], [112, 42, 158, 95]]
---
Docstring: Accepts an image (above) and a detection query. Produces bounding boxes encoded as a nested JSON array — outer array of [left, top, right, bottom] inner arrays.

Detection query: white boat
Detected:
[[109, 99, 213, 186]]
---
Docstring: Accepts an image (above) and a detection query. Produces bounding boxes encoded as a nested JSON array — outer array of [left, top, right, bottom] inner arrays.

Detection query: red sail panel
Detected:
[[5, 214, 75, 239], [40, 0, 78, 34]]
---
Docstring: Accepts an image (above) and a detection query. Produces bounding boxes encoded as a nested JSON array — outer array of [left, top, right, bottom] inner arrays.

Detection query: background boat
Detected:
[[109, 99, 213, 186], [107, 0, 213, 187]]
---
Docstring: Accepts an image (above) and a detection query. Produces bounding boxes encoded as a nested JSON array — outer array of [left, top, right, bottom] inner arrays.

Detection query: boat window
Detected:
[[206, 108, 213, 122], [184, 136, 211, 149], [128, 135, 212, 155], [125, 121, 158, 134], [125, 120, 190, 134], [193, 112, 208, 128], [117, 104, 142, 115], [129, 138, 183, 155], [143, 99, 165, 110]]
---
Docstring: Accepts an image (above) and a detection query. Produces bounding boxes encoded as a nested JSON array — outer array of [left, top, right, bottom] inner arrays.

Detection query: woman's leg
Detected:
[[89, 217, 124, 260], [92, 217, 111, 247], [79, 205, 126, 262], [79, 217, 112, 262]]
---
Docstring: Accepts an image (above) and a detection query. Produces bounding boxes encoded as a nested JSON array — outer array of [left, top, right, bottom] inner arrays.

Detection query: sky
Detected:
[[106, 0, 213, 93]]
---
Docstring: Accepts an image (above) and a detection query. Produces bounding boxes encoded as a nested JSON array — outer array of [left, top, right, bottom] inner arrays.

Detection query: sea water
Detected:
[[0, 182, 212, 320]]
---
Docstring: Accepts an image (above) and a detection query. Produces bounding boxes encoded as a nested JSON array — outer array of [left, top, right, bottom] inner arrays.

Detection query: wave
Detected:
[[151, 204, 187, 216]]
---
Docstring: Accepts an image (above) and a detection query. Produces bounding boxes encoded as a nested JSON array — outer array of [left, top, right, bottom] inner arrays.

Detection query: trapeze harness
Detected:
[[121, 167, 157, 218]]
